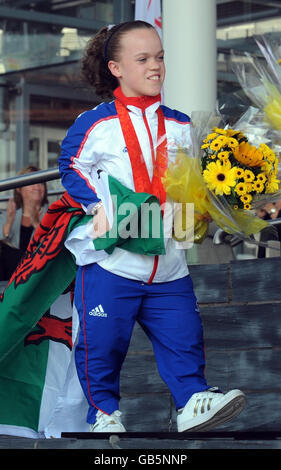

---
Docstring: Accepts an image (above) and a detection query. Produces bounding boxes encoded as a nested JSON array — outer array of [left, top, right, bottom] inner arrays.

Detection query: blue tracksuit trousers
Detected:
[[74, 263, 209, 424]]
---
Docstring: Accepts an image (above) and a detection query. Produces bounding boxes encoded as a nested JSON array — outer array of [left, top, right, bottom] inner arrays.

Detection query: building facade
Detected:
[[0, 0, 280, 195]]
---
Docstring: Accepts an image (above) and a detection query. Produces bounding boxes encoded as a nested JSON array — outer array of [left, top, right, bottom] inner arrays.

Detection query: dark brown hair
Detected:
[[14, 165, 48, 209], [81, 20, 155, 99]]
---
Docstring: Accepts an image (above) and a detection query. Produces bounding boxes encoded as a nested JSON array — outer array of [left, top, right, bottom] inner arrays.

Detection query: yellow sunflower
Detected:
[[234, 141, 264, 167], [234, 167, 244, 179], [244, 203, 251, 210], [227, 137, 239, 149], [206, 132, 218, 140], [246, 182, 253, 192], [235, 182, 247, 196], [203, 160, 237, 196], [240, 194, 253, 204], [256, 172, 267, 183], [210, 137, 225, 152], [252, 180, 264, 193], [216, 135, 228, 146], [243, 169, 255, 182], [218, 150, 230, 161]]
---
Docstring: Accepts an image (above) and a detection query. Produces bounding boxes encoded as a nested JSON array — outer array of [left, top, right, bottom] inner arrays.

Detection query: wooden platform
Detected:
[[1, 432, 281, 450]]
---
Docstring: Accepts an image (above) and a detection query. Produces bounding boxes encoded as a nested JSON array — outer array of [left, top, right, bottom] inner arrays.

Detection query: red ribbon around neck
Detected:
[[115, 97, 168, 207]]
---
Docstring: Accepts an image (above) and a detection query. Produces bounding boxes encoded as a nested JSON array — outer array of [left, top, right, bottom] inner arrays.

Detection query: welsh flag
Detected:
[[0, 174, 164, 437]]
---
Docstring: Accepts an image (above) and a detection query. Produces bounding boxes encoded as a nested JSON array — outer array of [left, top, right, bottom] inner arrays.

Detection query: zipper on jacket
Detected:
[[147, 255, 159, 285], [142, 110, 159, 284]]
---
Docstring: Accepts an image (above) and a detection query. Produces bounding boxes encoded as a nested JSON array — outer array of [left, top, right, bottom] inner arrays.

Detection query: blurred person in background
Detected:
[[256, 201, 281, 258], [0, 165, 48, 281]]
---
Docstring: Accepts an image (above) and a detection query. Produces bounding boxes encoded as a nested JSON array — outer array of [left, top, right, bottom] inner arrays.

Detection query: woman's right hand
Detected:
[[3, 198, 16, 238], [92, 204, 110, 239], [6, 198, 16, 224]]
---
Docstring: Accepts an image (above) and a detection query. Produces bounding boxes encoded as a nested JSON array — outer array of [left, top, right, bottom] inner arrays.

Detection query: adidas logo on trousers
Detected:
[[89, 305, 108, 317]]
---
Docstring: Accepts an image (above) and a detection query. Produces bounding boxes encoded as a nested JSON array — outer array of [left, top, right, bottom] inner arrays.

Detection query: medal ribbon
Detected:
[[114, 91, 168, 207]]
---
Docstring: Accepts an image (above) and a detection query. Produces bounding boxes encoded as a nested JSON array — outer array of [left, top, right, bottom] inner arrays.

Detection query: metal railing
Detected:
[[0, 167, 280, 256], [0, 167, 60, 192], [0, 167, 62, 202]]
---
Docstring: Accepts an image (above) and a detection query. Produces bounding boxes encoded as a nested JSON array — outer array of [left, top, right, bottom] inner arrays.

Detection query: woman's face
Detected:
[[109, 27, 165, 97], [18, 182, 45, 206]]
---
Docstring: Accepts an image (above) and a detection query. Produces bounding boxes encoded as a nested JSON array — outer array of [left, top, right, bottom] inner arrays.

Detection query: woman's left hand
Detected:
[[196, 212, 212, 223]]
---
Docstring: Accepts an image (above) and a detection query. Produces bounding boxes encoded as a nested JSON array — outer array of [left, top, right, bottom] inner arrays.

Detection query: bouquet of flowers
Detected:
[[162, 109, 281, 244], [201, 126, 279, 209]]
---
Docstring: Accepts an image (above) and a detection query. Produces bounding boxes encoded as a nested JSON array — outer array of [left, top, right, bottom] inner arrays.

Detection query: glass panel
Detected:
[[0, 0, 114, 22], [0, 128, 16, 207], [29, 138, 40, 167], [47, 139, 64, 196], [48, 140, 61, 168], [0, 0, 119, 74], [0, 20, 92, 74]]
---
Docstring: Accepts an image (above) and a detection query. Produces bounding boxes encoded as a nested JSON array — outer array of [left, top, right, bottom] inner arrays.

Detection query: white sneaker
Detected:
[[177, 387, 246, 432], [89, 410, 126, 433]]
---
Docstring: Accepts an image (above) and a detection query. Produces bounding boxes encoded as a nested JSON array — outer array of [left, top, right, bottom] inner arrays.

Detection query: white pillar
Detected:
[[162, 0, 217, 116]]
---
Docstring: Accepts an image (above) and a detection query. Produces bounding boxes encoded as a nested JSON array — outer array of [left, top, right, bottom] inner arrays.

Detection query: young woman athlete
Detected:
[[59, 20, 246, 432]]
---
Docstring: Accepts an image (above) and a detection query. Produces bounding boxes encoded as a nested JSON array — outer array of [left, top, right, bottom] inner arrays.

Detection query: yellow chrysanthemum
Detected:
[[246, 182, 253, 192], [234, 167, 244, 179], [256, 172, 267, 183], [203, 160, 237, 196], [261, 162, 272, 174], [252, 180, 264, 193], [218, 150, 230, 161], [216, 135, 228, 146], [225, 129, 240, 137], [240, 194, 253, 203], [265, 176, 280, 193], [235, 182, 247, 196], [267, 152, 276, 163], [227, 137, 239, 149], [213, 127, 226, 135], [234, 141, 264, 167], [260, 143, 276, 163], [243, 169, 255, 182], [206, 132, 218, 140], [210, 137, 225, 152]]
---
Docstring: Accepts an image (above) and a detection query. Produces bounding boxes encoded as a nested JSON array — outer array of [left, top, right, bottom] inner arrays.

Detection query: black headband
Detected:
[[103, 22, 129, 63]]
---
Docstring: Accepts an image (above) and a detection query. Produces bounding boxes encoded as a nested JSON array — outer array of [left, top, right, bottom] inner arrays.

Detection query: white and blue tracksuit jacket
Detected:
[[59, 96, 191, 284]]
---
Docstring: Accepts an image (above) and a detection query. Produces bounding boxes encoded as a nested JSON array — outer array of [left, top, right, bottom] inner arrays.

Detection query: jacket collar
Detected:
[[113, 86, 161, 115]]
